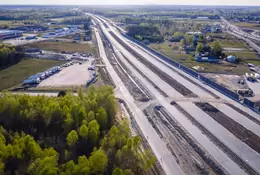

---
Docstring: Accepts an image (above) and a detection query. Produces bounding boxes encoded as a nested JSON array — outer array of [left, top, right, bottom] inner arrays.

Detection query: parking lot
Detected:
[[247, 80, 260, 95], [25, 50, 93, 61], [3, 37, 45, 46], [38, 60, 93, 87]]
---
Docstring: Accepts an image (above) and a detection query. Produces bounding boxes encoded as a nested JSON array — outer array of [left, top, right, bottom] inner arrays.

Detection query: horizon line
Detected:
[[0, 4, 260, 6]]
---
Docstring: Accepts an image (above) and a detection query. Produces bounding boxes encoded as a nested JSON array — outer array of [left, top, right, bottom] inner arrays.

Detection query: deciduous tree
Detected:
[[212, 41, 223, 56], [66, 130, 78, 147], [87, 111, 95, 122], [79, 124, 88, 139], [96, 107, 108, 130], [196, 43, 204, 53], [89, 149, 108, 174]]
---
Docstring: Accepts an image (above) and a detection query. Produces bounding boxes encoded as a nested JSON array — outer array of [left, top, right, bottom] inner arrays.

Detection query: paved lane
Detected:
[[210, 103, 260, 136], [93, 15, 248, 175], [93, 22, 184, 175], [178, 101, 260, 173]]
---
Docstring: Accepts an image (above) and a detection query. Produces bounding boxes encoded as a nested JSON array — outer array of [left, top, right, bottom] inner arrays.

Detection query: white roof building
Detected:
[[227, 55, 236, 62]]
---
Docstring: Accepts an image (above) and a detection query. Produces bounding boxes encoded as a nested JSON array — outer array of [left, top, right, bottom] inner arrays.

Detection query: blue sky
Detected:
[[2, 0, 260, 5]]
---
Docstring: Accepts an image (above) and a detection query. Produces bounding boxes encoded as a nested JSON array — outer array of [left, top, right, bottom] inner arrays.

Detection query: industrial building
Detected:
[[195, 55, 219, 63], [25, 35, 37, 40], [0, 30, 23, 40]]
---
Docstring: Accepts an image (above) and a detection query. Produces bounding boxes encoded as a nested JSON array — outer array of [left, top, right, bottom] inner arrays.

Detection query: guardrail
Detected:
[[121, 33, 260, 114], [243, 98, 260, 114]]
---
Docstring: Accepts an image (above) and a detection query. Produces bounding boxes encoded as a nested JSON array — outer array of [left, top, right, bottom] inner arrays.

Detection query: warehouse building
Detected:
[[0, 30, 23, 40]]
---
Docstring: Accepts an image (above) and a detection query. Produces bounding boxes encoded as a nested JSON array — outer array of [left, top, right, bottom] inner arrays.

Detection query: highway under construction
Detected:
[[89, 13, 260, 175]]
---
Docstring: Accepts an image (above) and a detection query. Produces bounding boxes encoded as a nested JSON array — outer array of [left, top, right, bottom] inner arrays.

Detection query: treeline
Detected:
[[221, 9, 260, 21], [126, 22, 203, 43], [0, 86, 155, 174], [122, 17, 175, 27], [61, 16, 92, 25], [0, 20, 40, 29], [0, 45, 24, 69], [99, 10, 219, 19], [151, 13, 219, 19], [127, 24, 163, 43], [122, 17, 213, 38], [0, 9, 82, 21]]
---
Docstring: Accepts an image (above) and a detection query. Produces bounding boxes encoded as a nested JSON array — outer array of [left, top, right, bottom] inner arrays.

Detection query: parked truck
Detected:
[[23, 78, 40, 85], [28, 73, 45, 80]]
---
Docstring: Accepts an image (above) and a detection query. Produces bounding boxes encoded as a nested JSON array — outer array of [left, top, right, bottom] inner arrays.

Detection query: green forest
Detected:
[[0, 8, 82, 21], [126, 24, 163, 43], [61, 16, 92, 25], [0, 44, 24, 69], [0, 86, 155, 175]]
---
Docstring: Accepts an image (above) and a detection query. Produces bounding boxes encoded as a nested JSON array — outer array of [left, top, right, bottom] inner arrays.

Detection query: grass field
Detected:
[[0, 59, 66, 90], [232, 22, 260, 30], [243, 59, 260, 66], [24, 41, 96, 53], [219, 39, 248, 48], [150, 42, 252, 74], [210, 38, 249, 49], [225, 51, 259, 59], [150, 42, 182, 52], [210, 35, 259, 59], [0, 20, 12, 24]]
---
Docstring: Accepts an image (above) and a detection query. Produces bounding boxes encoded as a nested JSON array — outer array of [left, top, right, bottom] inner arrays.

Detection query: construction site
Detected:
[[93, 14, 260, 175]]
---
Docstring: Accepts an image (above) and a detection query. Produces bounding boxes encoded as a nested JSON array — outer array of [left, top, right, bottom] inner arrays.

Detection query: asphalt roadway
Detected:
[[14, 14, 260, 175], [107, 22, 260, 173], [98, 13, 260, 174], [93, 15, 250, 174], [221, 17, 260, 55], [93, 26, 184, 175], [106, 16, 260, 134]]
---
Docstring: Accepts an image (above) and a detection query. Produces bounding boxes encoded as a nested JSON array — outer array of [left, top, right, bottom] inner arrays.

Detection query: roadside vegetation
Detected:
[[0, 58, 66, 90], [93, 6, 260, 74], [126, 24, 163, 43], [150, 43, 252, 74], [121, 17, 219, 43], [150, 31, 260, 74], [120, 14, 258, 74], [0, 86, 155, 174]]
